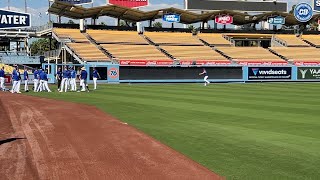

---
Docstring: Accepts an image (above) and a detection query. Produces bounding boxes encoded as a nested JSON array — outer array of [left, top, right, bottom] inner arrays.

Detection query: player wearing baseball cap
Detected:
[[0, 66, 5, 91]]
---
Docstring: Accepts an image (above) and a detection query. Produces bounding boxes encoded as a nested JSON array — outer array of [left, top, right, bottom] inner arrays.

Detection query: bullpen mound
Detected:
[[0, 93, 222, 180]]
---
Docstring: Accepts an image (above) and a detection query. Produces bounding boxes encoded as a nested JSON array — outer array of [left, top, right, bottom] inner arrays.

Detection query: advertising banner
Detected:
[[120, 60, 173, 66], [0, 9, 31, 29], [298, 67, 320, 80], [163, 14, 181, 23], [314, 0, 320, 12], [248, 67, 292, 80], [294, 2, 313, 22], [238, 61, 288, 66], [108, 0, 148, 8], [107, 65, 119, 83], [57, 0, 93, 5], [215, 15, 233, 25], [267, 16, 285, 25]]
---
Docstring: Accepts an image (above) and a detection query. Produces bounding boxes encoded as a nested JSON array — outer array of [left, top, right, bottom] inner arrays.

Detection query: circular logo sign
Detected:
[[294, 3, 313, 22], [108, 68, 119, 79]]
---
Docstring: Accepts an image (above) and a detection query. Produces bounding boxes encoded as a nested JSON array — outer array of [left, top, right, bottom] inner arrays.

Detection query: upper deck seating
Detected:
[[53, 28, 89, 42], [87, 30, 148, 44], [144, 32, 202, 45]]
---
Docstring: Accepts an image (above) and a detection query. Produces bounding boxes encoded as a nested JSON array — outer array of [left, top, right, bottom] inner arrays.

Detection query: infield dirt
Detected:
[[0, 93, 222, 180]]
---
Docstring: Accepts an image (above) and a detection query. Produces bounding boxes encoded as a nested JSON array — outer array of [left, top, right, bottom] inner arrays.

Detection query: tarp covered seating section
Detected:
[[49, 1, 306, 26]]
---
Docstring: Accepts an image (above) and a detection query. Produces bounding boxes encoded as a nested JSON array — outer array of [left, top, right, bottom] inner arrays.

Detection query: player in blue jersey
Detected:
[[79, 67, 89, 92], [0, 66, 5, 91], [56, 67, 62, 91], [70, 67, 77, 91], [199, 68, 210, 86], [92, 67, 101, 90], [59, 66, 69, 92], [11, 66, 21, 93], [37, 68, 44, 92], [23, 67, 29, 92], [43, 70, 51, 92], [33, 68, 39, 92]]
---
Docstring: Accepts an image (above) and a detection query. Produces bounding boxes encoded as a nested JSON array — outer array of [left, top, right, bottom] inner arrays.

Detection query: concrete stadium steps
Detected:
[[197, 33, 233, 47], [66, 43, 111, 62], [160, 45, 229, 62], [215, 47, 287, 63], [274, 34, 310, 47], [301, 35, 320, 48], [100, 44, 172, 61], [144, 32, 203, 46], [269, 47, 320, 62]]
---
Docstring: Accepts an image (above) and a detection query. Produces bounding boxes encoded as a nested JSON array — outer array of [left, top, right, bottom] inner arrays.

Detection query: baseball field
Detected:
[[23, 83, 320, 180]]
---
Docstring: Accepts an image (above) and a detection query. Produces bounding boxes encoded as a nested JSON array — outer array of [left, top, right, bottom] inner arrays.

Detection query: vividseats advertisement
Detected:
[[298, 67, 320, 80], [248, 67, 292, 80]]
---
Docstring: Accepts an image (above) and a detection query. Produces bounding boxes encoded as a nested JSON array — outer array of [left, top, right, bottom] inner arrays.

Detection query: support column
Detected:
[[80, 19, 85, 32], [58, 16, 61, 23], [204, 21, 208, 29], [149, 20, 152, 27], [137, 21, 142, 33], [262, 21, 269, 30]]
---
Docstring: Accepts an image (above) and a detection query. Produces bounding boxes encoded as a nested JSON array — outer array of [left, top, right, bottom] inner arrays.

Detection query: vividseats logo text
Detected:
[[248, 67, 292, 80], [0, 9, 31, 29], [298, 67, 320, 79]]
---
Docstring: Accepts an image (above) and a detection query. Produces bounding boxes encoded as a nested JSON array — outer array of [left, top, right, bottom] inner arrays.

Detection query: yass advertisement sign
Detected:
[[108, 0, 148, 8], [267, 16, 285, 25], [57, 0, 93, 5], [298, 67, 320, 80], [215, 15, 233, 25], [248, 67, 292, 80], [0, 9, 31, 29], [162, 14, 180, 23]]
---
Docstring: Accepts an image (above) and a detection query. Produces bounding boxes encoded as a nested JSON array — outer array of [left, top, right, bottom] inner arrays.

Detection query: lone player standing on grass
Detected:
[[92, 67, 101, 90], [23, 67, 29, 92], [199, 68, 210, 86], [0, 66, 5, 91]]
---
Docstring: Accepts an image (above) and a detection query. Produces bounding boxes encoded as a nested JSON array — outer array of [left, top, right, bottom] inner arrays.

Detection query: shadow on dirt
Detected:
[[0, 138, 25, 146]]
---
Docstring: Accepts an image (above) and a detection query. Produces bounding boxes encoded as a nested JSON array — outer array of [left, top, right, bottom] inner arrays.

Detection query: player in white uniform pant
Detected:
[[59, 67, 69, 92], [92, 67, 101, 90], [11, 66, 21, 93], [199, 68, 210, 86], [33, 68, 39, 92], [0, 66, 5, 91], [23, 67, 29, 92]]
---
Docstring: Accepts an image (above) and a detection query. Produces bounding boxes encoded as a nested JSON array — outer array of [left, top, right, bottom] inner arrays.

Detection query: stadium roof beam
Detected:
[[48, 1, 303, 26]]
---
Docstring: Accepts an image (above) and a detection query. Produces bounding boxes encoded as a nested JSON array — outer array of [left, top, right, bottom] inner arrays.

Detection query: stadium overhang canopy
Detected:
[[48, 1, 302, 25]]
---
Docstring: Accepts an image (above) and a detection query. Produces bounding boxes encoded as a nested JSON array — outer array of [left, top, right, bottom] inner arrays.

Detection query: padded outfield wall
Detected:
[[37, 64, 320, 84]]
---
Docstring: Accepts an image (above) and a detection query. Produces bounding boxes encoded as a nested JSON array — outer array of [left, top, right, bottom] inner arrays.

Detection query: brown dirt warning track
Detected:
[[0, 92, 223, 180]]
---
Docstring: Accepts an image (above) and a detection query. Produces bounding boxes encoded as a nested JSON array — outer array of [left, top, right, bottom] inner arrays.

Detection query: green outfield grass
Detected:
[[28, 83, 320, 180]]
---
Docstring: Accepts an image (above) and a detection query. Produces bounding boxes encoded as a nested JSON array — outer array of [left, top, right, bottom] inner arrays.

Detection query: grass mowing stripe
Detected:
[[93, 88, 320, 113], [28, 83, 320, 180]]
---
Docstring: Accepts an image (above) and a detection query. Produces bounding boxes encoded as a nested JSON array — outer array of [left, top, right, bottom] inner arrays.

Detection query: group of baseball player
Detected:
[[0, 65, 101, 93], [56, 66, 100, 93], [33, 67, 52, 93]]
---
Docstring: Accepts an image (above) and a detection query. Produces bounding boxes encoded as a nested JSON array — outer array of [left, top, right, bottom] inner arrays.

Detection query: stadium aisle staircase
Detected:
[[216, 47, 286, 63], [269, 47, 320, 62]]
